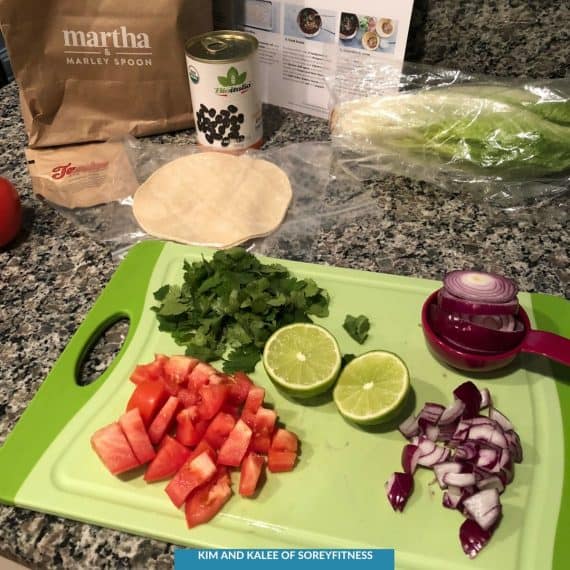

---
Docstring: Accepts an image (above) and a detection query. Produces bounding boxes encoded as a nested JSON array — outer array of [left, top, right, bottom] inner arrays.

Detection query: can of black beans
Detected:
[[185, 31, 263, 151]]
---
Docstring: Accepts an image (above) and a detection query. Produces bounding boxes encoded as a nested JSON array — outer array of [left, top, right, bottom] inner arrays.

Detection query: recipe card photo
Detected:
[[235, 0, 414, 118]]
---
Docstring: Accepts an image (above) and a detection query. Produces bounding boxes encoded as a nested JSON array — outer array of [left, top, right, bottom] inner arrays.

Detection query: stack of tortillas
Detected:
[[133, 152, 292, 248]]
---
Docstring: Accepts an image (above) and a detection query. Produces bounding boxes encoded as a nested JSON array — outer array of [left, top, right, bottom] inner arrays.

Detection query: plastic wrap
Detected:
[[328, 62, 570, 210], [36, 137, 382, 259]]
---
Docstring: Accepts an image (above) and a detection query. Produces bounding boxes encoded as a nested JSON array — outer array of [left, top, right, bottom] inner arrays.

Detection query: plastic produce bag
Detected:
[[328, 62, 570, 211]]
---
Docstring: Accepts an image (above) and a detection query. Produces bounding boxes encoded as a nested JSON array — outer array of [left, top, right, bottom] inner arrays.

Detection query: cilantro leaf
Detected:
[[342, 353, 356, 367], [152, 247, 331, 372], [343, 314, 370, 344], [222, 344, 261, 373]]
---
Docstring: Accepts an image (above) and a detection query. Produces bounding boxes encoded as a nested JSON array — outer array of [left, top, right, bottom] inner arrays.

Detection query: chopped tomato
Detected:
[[218, 419, 252, 467], [185, 467, 232, 529], [203, 412, 236, 449], [220, 402, 241, 420], [187, 362, 216, 392], [250, 433, 271, 454], [227, 371, 253, 406], [271, 428, 298, 453], [126, 381, 169, 426], [118, 408, 156, 464], [239, 452, 265, 497], [188, 439, 217, 463], [240, 408, 256, 428], [166, 451, 217, 508], [129, 354, 168, 385], [176, 408, 208, 447], [198, 384, 229, 420], [244, 386, 265, 413], [162, 355, 198, 394], [208, 373, 228, 385], [91, 422, 140, 475], [148, 396, 180, 445], [144, 435, 191, 483], [177, 388, 199, 408], [254, 407, 277, 437], [267, 450, 296, 473]]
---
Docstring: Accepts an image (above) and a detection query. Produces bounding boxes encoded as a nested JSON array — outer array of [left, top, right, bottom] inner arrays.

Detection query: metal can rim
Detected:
[[185, 30, 259, 64]]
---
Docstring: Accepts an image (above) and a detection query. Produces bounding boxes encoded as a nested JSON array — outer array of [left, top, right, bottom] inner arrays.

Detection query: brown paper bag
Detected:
[[0, 0, 212, 148]]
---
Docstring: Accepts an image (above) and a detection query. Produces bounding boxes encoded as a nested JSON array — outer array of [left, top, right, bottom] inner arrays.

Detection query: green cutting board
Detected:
[[1, 241, 569, 569]]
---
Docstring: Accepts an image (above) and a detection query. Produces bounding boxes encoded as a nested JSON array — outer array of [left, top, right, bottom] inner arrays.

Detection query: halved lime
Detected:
[[262, 323, 342, 398], [333, 351, 410, 425]]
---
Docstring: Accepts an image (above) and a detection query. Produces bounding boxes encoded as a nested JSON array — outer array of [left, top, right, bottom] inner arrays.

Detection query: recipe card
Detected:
[[234, 0, 414, 118]]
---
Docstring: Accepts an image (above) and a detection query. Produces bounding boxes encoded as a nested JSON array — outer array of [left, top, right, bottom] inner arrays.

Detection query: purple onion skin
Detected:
[[453, 381, 482, 419], [386, 472, 414, 512], [460, 519, 492, 559]]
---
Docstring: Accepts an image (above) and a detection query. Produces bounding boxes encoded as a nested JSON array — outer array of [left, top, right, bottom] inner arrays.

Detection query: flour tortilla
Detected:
[[132, 152, 292, 248]]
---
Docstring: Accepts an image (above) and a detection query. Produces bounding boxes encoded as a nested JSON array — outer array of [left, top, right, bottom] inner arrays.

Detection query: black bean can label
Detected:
[[185, 31, 263, 150]]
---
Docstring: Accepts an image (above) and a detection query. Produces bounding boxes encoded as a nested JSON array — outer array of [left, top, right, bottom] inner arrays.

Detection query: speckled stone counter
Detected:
[[0, 1, 569, 568]]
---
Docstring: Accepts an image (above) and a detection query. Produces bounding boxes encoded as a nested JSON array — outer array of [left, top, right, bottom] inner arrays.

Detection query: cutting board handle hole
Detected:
[[76, 317, 130, 387]]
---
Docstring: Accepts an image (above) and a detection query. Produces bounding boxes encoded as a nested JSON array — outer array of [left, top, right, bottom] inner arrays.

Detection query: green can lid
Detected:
[[185, 30, 258, 63]]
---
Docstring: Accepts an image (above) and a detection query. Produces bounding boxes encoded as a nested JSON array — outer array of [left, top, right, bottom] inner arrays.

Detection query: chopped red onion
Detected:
[[433, 462, 462, 489], [489, 407, 514, 432], [477, 476, 505, 494], [463, 489, 502, 531], [443, 472, 477, 487], [390, 381, 522, 558], [459, 519, 491, 559], [505, 430, 523, 463], [425, 424, 440, 442], [453, 381, 482, 419], [417, 445, 450, 467], [438, 399, 465, 425], [398, 414, 419, 439], [479, 388, 491, 410], [418, 402, 445, 424], [385, 472, 414, 512], [401, 444, 422, 475]]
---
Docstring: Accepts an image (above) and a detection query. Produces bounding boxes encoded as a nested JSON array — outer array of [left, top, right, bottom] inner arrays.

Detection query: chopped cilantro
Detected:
[[153, 247, 330, 373], [343, 314, 370, 344]]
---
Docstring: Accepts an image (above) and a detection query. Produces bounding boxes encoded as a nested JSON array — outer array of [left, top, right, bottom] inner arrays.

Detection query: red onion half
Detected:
[[444, 271, 518, 303], [438, 288, 519, 316]]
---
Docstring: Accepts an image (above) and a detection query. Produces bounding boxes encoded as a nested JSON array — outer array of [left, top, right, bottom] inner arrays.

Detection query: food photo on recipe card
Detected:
[[232, 0, 414, 118]]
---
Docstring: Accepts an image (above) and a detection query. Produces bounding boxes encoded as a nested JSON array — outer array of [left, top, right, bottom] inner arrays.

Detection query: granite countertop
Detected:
[[0, 1, 569, 568]]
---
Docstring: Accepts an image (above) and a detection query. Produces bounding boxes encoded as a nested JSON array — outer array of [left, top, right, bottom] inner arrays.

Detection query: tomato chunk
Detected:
[[218, 419, 252, 467], [144, 435, 191, 483], [240, 408, 256, 428], [227, 371, 253, 405], [203, 412, 236, 449], [254, 407, 277, 437], [129, 354, 167, 385], [127, 381, 169, 426], [118, 408, 156, 464], [268, 450, 297, 473], [188, 439, 217, 463], [271, 429, 298, 453], [250, 433, 271, 454], [185, 467, 232, 529], [177, 388, 199, 408], [243, 386, 265, 413], [198, 384, 229, 420], [91, 422, 140, 475], [166, 451, 217, 508], [176, 408, 208, 447], [148, 396, 180, 445], [239, 452, 265, 497], [187, 362, 216, 392], [164, 355, 198, 385]]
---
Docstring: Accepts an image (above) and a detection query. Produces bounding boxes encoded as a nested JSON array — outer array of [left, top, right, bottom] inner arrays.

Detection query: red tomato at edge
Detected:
[[0, 177, 22, 247]]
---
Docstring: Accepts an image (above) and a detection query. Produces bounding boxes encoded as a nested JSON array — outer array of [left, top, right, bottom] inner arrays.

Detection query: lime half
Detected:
[[333, 351, 410, 425], [263, 323, 342, 398]]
